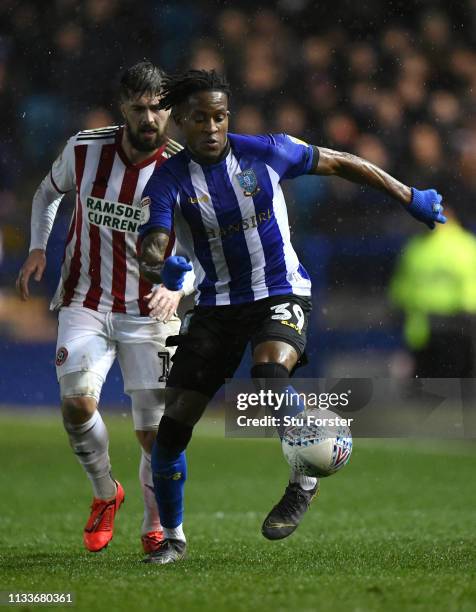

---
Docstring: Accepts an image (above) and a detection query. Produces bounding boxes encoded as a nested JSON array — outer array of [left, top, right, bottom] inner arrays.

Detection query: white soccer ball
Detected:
[[282, 409, 352, 477]]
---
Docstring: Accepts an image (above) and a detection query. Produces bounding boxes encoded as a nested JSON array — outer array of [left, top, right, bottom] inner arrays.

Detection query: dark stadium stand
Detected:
[[1, 0, 475, 402]]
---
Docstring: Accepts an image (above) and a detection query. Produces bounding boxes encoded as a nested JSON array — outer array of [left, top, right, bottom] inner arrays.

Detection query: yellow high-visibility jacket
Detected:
[[390, 222, 476, 349]]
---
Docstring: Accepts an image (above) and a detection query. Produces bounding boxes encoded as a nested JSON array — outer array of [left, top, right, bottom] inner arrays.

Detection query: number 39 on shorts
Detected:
[[270, 302, 305, 334]]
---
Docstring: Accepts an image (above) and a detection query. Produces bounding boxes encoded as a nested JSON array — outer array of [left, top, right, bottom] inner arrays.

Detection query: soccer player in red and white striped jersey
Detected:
[[16, 62, 193, 554]]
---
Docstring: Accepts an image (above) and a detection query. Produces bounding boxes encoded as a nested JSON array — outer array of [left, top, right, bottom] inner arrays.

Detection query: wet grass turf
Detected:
[[0, 411, 475, 612]]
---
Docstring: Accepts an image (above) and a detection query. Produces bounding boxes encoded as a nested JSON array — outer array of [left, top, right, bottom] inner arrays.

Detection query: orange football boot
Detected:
[[141, 530, 165, 553], [83, 481, 125, 552]]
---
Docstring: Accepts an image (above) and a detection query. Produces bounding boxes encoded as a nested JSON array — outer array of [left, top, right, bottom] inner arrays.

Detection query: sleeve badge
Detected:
[[139, 196, 151, 225]]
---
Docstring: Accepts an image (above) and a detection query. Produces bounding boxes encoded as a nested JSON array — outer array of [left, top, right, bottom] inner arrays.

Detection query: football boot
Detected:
[[83, 481, 125, 552], [261, 481, 319, 540]]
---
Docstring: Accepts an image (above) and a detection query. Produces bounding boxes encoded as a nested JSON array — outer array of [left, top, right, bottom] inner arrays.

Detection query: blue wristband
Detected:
[[407, 188, 446, 229], [161, 256, 193, 291]]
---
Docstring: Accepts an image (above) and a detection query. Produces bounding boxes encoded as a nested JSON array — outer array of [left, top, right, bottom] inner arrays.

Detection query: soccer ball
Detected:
[[282, 409, 352, 477]]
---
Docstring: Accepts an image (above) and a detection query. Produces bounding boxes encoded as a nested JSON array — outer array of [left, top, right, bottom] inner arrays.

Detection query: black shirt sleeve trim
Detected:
[[309, 146, 320, 173]]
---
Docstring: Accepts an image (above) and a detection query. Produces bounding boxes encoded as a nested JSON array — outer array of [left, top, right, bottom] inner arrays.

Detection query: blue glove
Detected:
[[407, 188, 447, 229], [161, 255, 192, 291]]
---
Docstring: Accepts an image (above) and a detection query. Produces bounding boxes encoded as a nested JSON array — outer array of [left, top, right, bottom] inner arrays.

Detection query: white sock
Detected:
[[163, 524, 186, 542], [64, 410, 116, 500], [139, 449, 161, 535], [290, 470, 319, 491]]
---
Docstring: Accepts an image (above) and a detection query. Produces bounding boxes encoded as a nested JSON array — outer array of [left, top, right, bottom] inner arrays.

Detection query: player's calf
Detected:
[[140, 416, 191, 562], [138, 447, 164, 552], [61, 388, 122, 551], [151, 430, 188, 540], [131, 390, 167, 551], [62, 406, 117, 501]]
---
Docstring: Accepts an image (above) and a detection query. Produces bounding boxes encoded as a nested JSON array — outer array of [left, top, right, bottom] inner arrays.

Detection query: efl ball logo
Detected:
[[331, 436, 353, 470]]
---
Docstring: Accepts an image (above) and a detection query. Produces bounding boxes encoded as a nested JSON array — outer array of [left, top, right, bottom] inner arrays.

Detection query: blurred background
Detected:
[[0, 0, 475, 405]]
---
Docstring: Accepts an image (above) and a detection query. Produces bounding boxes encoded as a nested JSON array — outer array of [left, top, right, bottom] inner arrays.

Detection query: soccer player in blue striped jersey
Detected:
[[138, 69, 446, 564]]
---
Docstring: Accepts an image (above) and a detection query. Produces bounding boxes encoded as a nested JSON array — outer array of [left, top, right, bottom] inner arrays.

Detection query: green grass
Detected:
[[0, 410, 475, 612]]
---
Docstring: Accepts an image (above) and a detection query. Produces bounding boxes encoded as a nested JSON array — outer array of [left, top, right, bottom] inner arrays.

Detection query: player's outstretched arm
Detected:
[[312, 147, 411, 203], [311, 147, 446, 229]]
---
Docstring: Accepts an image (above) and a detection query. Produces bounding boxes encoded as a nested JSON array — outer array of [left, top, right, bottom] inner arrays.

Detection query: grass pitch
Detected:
[[0, 410, 475, 612]]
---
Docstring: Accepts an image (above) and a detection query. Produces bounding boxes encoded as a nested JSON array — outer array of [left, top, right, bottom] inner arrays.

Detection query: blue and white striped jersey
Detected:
[[139, 133, 315, 306]]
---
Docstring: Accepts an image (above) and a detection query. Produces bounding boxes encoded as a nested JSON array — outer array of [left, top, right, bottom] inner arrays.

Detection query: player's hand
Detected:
[[161, 255, 192, 291], [407, 188, 447, 229], [15, 249, 46, 301], [144, 285, 183, 322]]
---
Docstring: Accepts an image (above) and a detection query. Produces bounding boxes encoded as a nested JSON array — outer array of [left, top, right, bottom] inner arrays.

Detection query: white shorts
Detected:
[[55, 306, 181, 394]]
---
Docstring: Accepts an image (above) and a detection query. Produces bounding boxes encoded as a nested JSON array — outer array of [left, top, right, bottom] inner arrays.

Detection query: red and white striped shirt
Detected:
[[32, 126, 183, 315]]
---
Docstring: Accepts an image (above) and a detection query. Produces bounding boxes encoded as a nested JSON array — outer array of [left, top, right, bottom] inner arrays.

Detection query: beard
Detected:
[[125, 121, 166, 152]]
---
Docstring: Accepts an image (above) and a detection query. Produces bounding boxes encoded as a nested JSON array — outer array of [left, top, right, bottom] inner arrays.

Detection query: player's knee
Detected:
[[251, 362, 290, 380], [156, 414, 193, 457], [60, 371, 102, 424], [61, 395, 97, 424], [164, 387, 209, 427], [251, 362, 290, 396], [135, 429, 156, 454], [253, 340, 298, 371]]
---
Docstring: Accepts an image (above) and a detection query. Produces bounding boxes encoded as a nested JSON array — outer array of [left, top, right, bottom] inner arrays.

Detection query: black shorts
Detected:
[[166, 294, 312, 398]]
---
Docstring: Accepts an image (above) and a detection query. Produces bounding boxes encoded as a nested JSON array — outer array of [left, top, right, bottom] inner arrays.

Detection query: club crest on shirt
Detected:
[[55, 346, 68, 367], [236, 169, 260, 197]]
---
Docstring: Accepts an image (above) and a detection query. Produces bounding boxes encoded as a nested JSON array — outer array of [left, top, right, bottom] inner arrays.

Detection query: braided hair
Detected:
[[159, 69, 230, 118]]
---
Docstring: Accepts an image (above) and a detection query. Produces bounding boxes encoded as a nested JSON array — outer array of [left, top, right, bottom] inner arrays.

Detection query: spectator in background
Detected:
[[273, 101, 308, 137], [190, 41, 224, 72], [405, 124, 453, 208], [429, 90, 461, 134], [215, 8, 248, 85], [81, 108, 115, 131], [3, 0, 476, 282], [348, 42, 378, 82], [390, 209, 476, 377], [234, 105, 266, 134]]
